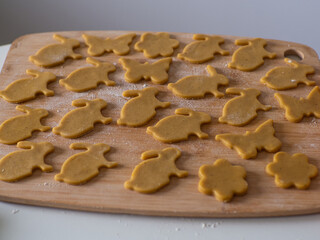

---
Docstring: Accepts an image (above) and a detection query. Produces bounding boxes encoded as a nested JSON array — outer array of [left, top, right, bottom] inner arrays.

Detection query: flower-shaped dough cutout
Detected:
[[266, 152, 318, 189], [134, 32, 179, 58], [199, 159, 248, 202], [260, 58, 315, 90]]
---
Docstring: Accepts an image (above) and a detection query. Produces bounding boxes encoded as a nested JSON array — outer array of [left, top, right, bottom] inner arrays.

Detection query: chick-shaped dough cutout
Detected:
[[0, 105, 50, 145], [275, 86, 320, 123], [199, 159, 248, 202], [260, 58, 315, 90], [177, 34, 229, 64], [124, 147, 188, 193], [266, 152, 318, 189], [52, 99, 112, 139], [117, 87, 170, 127], [0, 69, 56, 103], [29, 34, 82, 67], [228, 38, 276, 71], [55, 143, 117, 185], [218, 88, 271, 126], [147, 108, 211, 143], [60, 58, 116, 92], [134, 32, 179, 58], [119, 57, 172, 84], [82, 33, 136, 56], [215, 119, 281, 159], [0, 141, 54, 182], [168, 65, 229, 99]]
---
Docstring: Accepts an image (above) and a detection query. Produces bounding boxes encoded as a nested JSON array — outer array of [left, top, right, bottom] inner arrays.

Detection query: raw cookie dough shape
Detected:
[[52, 99, 112, 138], [124, 147, 188, 193], [228, 38, 276, 71], [215, 119, 282, 159], [274, 86, 320, 122], [177, 34, 229, 64], [168, 65, 229, 99], [117, 87, 170, 127], [55, 143, 117, 185], [0, 105, 50, 145], [199, 159, 248, 202], [29, 34, 82, 67], [260, 58, 315, 90], [266, 152, 318, 189], [60, 57, 116, 92], [119, 57, 172, 84], [218, 88, 271, 126], [0, 141, 54, 182], [82, 33, 136, 56], [134, 32, 179, 58], [0, 69, 56, 103], [147, 108, 211, 143]]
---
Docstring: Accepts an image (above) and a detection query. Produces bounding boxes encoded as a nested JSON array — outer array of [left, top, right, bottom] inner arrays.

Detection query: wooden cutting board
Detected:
[[0, 31, 319, 217]]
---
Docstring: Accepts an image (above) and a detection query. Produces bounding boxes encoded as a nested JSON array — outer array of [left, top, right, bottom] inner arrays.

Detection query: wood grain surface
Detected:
[[0, 31, 319, 217]]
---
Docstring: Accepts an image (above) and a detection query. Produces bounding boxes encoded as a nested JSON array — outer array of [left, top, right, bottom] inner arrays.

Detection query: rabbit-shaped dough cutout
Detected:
[[219, 88, 271, 126], [117, 87, 170, 127], [147, 108, 211, 143], [178, 34, 229, 63], [134, 32, 179, 58], [55, 143, 117, 185], [60, 58, 116, 92], [228, 38, 276, 71], [124, 147, 188, 193], [216, 119, 282, 159], [275, 86, 320, 122], [82, 33, 136, 56], [0, 69, 56, 103], [168, 66, 229, 98], [0, 105, 50, 145], [53, 99, 112, 138], [260, 58, 315, 90], [119, 57, 172, 84], [0, 141, 54, 182], [29, 34, 82, 67]]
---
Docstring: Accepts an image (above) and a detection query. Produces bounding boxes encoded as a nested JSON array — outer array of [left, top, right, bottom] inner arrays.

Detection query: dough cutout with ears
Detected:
[[0, 105, 50, 145], [228, 38, 276, 71], [29, 34, 82, 67], [119, 57, 172, 84], [82, 33, 136, 56], [117, 87, 170, 127], [53, 99, 112, 138], [178, 34, 229, 63], [168, 65, 229, 98], [55, 143, 117, 185], [124, 147, 188, 193], [260, 58, 315, 90], [147, 108, 211, 143], [60, 58, 116, 92], [0, 141, 54, 182], [219, 88, 271, 126], [216, 119, 282, 159]]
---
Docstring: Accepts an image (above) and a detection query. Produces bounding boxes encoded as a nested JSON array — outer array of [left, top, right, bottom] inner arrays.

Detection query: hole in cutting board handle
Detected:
[[284, 49, 304, 61]]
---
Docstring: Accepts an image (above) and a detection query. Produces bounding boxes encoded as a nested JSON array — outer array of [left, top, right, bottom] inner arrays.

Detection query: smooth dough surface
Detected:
[[178, 34, 229, 63], [55, 143, 117, 185], [60, 57, 116, 92], [0, 69, 56, 103], [134, 32, 179, 58], [124, 147, 188, 193], [266, 152, 318, 189], [117, 87, 170, 127], [168, 65, 229, 98], [0, 141, 54, 182], [215, 119, 282, 159], [199, 159, 248, 202]]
